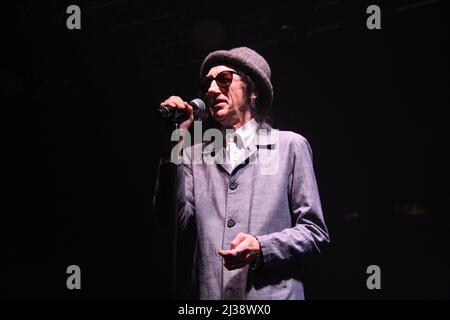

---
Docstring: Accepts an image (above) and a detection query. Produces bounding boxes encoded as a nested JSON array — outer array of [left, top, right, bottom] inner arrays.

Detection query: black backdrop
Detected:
[[3, 0, 449, 299]]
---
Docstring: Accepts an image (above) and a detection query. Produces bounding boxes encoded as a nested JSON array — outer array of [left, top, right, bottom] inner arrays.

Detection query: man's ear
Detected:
[[251, 87, 260, 100]]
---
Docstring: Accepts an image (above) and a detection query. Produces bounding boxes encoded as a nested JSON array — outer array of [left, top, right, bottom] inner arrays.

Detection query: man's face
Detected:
[[203, 65, 248, 128]]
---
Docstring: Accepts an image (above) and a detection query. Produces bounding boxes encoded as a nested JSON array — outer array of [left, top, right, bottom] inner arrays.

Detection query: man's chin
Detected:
[[213, 111, 227, 121]]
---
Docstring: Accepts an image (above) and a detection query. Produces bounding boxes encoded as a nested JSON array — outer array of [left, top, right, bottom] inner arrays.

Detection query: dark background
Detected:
[[2, 0, 449, 299]]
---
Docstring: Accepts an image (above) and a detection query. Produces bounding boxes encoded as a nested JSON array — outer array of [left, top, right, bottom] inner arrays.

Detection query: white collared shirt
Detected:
[[224, 118, 258, 170]]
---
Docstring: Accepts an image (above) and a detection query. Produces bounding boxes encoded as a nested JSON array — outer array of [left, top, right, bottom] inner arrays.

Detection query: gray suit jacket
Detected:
[[154, 127, 329, 300]]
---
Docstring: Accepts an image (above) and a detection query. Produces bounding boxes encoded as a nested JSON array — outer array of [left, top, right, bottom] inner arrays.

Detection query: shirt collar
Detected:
[[201, 120, 276, 156], [224, 118, 258, 150]]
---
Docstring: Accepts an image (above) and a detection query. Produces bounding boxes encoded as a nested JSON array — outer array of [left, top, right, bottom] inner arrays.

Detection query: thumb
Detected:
[[184, 102, 194, 116]]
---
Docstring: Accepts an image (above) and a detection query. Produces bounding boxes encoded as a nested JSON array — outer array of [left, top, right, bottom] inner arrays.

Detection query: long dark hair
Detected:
[[240, 71, 273, 129]]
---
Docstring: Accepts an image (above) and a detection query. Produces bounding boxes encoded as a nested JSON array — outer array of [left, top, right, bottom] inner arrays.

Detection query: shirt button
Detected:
[[227, 218, 236, 228], [229, 180, 238, 190]]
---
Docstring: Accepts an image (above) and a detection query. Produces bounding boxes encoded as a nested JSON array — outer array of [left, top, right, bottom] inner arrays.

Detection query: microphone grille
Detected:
[[190, 98, 206, 117]]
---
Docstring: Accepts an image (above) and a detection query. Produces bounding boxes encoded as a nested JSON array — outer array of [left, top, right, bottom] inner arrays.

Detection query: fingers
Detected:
[[160, 96, 182, 108], [230, 232, 248, 249], [219, 249, 245, 263], [219, 233, 261, 270], [219, 250, 248, 270], [184, 102, 193, 116], [160, 96, 193, 116], [219, 248, 250, 262], [233, 238, 252, 253], [220, 234, 259, 259], [218, 233, 260, 270], [219, 248, 241, 257]]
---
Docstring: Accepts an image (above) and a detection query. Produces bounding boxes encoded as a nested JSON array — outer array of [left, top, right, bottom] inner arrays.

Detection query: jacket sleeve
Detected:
[[256, 135, 330, 269], [152, 156, 195, 232]]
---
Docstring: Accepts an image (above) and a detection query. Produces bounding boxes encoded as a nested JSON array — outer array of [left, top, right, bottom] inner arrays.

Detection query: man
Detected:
[[154, 47, 329, 300]]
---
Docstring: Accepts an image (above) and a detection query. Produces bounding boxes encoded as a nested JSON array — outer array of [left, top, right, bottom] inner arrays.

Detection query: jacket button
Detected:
[[229, 180, 238, 190], [227, 218, 236, 228]]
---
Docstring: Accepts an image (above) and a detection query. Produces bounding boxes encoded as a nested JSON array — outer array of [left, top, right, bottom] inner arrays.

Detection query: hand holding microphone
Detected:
[[157, 96, 205, 130], [157, 96, 206, 161]]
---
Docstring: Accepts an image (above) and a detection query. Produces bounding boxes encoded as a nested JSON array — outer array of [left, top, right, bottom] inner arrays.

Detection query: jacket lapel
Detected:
[[199, 127, 278, 176]]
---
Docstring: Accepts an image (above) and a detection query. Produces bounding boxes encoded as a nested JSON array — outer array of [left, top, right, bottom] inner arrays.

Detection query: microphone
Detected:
[[156, 98, 206, 121]]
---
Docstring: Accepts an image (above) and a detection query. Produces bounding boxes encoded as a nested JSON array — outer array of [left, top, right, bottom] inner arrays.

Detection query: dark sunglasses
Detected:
[[201, 70, 241, 93]]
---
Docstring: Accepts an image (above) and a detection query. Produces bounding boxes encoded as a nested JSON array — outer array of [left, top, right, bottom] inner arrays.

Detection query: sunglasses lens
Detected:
[[201, 71, 235, 92], [216, 71, 233, 86]]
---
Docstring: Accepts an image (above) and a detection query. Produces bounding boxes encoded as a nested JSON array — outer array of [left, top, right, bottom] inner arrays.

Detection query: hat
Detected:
[[199, 47, 273, 109]]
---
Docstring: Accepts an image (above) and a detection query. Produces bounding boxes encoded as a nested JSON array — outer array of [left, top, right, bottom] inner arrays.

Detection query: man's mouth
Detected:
[[213, 100, 227, 109]]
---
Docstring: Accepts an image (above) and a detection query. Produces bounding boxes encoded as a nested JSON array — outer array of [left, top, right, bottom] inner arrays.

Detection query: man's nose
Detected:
[[207, 80, 221, 94]]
